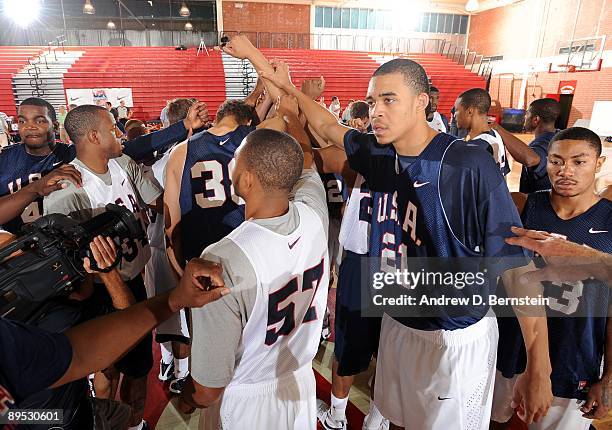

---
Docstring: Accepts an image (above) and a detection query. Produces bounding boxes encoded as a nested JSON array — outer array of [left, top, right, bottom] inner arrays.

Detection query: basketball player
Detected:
[[179, 119, 329, 429], [493, 98, 561, 193], [142, 98, 195, 394], [454, 88, 510, 175], [426, 86, 449, 133], [312, 111, 388, 430], [0, 98, 81, 234], [164, 99, 284, 275], [492, 127, 612, 430], [257, 53, 552, 428], [44, 105, 164, 430], [0, 97, 208, 234]]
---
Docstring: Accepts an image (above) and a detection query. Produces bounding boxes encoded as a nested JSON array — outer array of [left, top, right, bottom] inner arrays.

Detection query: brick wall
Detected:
[[468, 0, 610, 58], [222, 1, 310, 48], [489, 68, 612, 125]]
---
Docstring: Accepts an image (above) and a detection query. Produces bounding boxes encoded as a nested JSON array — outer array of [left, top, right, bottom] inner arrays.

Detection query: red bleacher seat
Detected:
[[0, 47, 43, 117], [2, 46, 485, 122]]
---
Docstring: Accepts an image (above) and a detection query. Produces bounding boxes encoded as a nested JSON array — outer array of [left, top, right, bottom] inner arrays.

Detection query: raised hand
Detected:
[[220, 34, 257, 60], [183, 101, 210, 130], [301, 76, 326, 101], [259, 60, 293, 91], [275, 94, 299, 118]]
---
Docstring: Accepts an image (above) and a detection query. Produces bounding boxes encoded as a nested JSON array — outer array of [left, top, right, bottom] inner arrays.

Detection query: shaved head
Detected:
[[237, 129, 303, 193]]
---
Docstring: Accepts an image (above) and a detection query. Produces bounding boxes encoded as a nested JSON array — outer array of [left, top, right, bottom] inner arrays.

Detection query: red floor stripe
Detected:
[[144, 342, 170, 429]]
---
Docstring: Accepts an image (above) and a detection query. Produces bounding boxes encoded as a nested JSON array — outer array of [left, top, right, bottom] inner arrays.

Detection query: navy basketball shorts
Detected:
[[334, 250, 381, 376]]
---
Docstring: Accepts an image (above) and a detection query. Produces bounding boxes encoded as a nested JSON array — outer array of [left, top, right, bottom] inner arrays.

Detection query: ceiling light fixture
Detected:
[[465, 0, 479, 12], [107, 20, 116, 29], [179, 2, 190, 17], [184, 22, 193, 31], [83, 0, 95, 15], [4, 0, 41, 28]]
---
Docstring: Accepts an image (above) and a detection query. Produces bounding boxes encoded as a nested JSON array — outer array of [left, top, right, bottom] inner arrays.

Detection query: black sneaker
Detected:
[[158, 360, 174, 382], [169, 375, 188, 394], [320, 307, 331, 343]]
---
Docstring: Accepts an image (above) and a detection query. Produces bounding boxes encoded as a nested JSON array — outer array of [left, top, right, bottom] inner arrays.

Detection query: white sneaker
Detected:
[[316, 399, 347, 430], [363, 416, 389, 430]]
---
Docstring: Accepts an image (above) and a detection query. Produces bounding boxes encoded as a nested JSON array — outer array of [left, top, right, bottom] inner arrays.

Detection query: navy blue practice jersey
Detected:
[[179, 125, 255, 261], [0, 142, 75, 233], [320, 172, 348, 220], [497, 192, 612, 399], [343, 130, 530, 330]]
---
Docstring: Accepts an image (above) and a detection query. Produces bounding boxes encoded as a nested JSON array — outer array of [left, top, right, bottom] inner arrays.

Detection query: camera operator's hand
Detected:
[[168, 258, 229, 312], [183, 102, 210, 131], [83, 236, 135, 308], [83, 236, 119, 274], [31, 165, 82, 197]]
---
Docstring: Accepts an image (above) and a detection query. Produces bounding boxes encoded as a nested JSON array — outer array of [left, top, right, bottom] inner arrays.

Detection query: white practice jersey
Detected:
[[427, 111, 447, 133], [225, 202, 329, 387], [72, 158, 151, 280], [338, 173, 371, 254], [145, 151, 171, 249], [473, 129, 509, 175]]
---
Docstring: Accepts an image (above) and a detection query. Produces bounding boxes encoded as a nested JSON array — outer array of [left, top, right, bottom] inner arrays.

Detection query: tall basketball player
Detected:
[[255, 50, 553, 428]]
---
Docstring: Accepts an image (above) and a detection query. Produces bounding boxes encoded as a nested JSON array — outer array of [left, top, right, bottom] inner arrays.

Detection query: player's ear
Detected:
[[88, 129, 99, 145], [596, 155, 606, 173], [416, 92, 429, 113]]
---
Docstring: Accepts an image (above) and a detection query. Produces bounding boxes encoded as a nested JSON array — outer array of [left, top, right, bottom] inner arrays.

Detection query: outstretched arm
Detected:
[[275, 94, 313, 169], [221, 35, 285, 104], [52, 259, 227, 388], [164, 141, 188, 276], [261, 61, 350, 148], [493, 124, 540, 167]]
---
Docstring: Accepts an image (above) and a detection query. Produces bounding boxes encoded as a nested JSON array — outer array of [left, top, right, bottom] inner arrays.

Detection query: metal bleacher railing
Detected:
[[439, 40, 493, 89], [4, 28, 465, 56]]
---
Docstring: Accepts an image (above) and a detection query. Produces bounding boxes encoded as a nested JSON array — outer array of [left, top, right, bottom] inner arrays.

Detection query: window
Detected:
[[376, 10, 385, 30], [341, 8, 350, 29], [420, 13, 429, 32], [358, 8, 368, 29], [323, 7, 332, 28], [383, 10, 393, 31], [332, 7, 341, 28], [444, 14, 453, 33], [367, 9, 375, 30], [436, 14, 445, 33], [452, 14, 461, 33], [460, 15, 469, 34], [315, 7, 323, 27], [350, 8, 359, 29], [313, 6, 468, 34]]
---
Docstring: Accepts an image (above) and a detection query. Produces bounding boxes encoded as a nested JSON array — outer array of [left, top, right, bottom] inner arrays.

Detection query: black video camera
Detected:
[[0, 204, 144, 323]]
